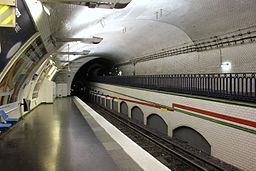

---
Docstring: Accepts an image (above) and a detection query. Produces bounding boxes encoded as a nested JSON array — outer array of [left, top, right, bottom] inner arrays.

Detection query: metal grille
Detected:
[[91, 73, 256, 102]]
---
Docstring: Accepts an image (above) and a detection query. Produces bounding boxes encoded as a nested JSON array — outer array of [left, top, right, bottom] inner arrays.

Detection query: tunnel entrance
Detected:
[[71, 58, 115, 99]]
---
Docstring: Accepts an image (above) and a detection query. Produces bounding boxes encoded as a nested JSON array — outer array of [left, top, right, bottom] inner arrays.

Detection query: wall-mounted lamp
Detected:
[[221, 62, 231, 71], [118, 71, 122, 76]]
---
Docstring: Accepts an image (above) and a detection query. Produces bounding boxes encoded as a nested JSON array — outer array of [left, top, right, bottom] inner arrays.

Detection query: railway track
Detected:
[[88, 102, 240, 171]]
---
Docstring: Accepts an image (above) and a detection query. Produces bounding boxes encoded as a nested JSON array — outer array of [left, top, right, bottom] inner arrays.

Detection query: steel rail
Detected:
[[90, 103, 229, 171]]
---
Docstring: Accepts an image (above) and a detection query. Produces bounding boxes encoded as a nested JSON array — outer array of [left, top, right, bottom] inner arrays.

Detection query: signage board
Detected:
[[0, 0, 37, 72]]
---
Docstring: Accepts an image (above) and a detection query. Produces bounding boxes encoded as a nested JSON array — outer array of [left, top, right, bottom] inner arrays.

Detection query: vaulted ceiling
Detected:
[[26, 0, 256, 68]]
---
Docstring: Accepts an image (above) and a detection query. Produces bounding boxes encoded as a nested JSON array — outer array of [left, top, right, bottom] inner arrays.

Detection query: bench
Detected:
[[0, 110, 19, 123], [0, 123, 12, 131]]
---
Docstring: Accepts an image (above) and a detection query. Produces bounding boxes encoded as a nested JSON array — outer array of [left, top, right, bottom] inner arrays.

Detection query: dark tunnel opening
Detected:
[[71, 58, 115, 99]]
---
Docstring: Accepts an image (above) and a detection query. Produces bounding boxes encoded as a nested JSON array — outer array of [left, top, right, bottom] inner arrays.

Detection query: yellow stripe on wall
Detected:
[[1, 14, 13, 24], [0, 5, 9, 15], [0, 4, 15, 27]]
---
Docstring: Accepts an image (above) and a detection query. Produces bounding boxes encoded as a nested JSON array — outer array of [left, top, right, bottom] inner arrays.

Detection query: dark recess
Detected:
[[71, 58, 115, 99]]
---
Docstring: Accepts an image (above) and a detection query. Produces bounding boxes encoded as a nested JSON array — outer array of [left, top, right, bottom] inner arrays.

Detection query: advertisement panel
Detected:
[[0, 0, 48, 106], [0, 0, 37, 72], [0, 37, 47, 105]]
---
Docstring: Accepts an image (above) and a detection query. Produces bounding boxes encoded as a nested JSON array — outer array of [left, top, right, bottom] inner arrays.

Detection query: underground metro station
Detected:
[[0, 0, 256, 170]]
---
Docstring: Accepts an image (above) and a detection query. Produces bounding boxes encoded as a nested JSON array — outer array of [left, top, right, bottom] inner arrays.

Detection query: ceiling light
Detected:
[[26, 0, 43, 22]]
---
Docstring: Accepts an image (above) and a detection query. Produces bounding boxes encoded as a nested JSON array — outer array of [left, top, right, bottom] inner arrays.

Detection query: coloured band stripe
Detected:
[[92, 86, 256, 134], [0, 4, 15, 27]]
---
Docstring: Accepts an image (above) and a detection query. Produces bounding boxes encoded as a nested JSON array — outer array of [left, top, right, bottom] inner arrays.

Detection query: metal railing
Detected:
[[91, 73, 256, 103]]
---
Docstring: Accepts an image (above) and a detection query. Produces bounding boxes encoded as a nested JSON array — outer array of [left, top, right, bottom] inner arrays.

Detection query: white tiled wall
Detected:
[[91, 82, 256, 171], [120, 43, 256, 75]]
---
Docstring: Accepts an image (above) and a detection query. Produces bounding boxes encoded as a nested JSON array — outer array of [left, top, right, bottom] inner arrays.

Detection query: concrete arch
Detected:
[[93, 94, 97, 103], [131, 106, 144, 125], [173, 126, 211, 154], [97, 95, 101, 104], [147, 114, 168, 135], [106, 98, 111, 109], [120, 101, 128, 116], [112, 99, 118, 112], [100, 96, 105, 107]]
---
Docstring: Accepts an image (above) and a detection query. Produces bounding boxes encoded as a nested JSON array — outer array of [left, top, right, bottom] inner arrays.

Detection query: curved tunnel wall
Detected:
[[69, 58, 115, 99], [92, 20, 193, 63]]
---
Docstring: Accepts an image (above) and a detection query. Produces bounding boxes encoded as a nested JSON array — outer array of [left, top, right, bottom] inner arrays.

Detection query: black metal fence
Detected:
[[91, 73, 256, 103]]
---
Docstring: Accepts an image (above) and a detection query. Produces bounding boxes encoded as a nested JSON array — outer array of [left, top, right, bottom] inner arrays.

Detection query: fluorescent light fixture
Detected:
[[25, 0, 43, 23], [49, 67, 58, 80], [43, 5, 50, 16], [221, 62, 231, 71]]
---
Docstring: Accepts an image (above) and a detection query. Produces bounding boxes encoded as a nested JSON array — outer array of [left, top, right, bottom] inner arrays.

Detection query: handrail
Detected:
[[90, 73, 256, 103]]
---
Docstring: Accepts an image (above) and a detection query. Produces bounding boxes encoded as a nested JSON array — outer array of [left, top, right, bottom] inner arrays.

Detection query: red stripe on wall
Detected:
[[119, 98, 173, 111], [173, 103, 256, 128], [97, 94, 173, 111]]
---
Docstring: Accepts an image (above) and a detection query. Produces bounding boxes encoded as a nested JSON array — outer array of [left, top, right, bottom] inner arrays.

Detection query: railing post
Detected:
[[250, 74, 253, 98], [208, 74, 210, 97], [230, 73, 232, 99]]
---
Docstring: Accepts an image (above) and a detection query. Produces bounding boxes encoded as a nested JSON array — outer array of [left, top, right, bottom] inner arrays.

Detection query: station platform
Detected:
[[0, 97, 170, 171]]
